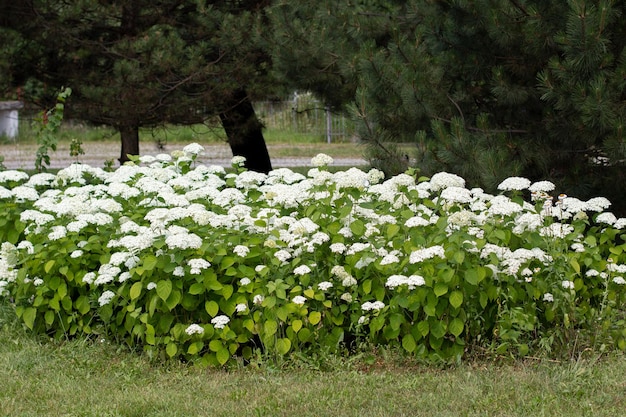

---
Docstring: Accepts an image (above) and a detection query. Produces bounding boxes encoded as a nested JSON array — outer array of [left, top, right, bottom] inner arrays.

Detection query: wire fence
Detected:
[[255, 92, 355, 143]]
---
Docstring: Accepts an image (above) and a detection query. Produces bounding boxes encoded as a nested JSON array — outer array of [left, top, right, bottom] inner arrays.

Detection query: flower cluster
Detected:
[[1, 149, 625, 365]]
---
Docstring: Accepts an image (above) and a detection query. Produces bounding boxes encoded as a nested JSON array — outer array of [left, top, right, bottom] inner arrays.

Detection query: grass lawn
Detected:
[[1, 303, 624, 417], [2, 123, 625, 417]]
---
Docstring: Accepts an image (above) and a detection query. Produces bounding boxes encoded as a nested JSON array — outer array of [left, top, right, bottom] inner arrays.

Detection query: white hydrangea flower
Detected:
[[233, 245, 250, 258], [380, 254, 400, 265], [330, 243, 347, 254], [235, 303, 248, 313], [429, 172, 465, 191], [409, 245, 445, 264], [404, 216, 430, 228], [231, 155, 246, 166], [585, 197, 611, 212], [311, 153, 334, 167], [342, 276, 358, 287], [185, 323, 205, 335], [239, 277, 251, 286], [613, 276, 626, 285], [440, 186, 472, 204], [543, 293, 554, 302], [48, 225, 67, 241], [183, 143, 205, 156], [596, 212, 617, 226], [340, 293, 353, 302], [318, 281, 333, 291], [188, 258, 211, 274], [211, 315, 230, 330], [147, 282, 157, 290], [497, 177, 531, 191], [98, 290, 115, 306], [361, 301, 385, 311], [165, 232, 202, 250], [294, 265, 312, 275], [292, 295, 307, 305], [253, 294, 265, 305], [33, 278, 44, 286], [529, 181, 555, 193], [561, 280, 575, 290], [82, 272, 96, 285], [274, 249, 292, 263]]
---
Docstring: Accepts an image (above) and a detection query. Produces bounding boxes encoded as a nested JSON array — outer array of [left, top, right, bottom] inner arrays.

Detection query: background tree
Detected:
[[2, 0, 275, 172], [268, 0, 626, 212], [351, 1, 626, 211]]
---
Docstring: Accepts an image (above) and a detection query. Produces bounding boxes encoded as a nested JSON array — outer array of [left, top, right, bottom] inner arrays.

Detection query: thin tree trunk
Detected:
[[118, 124, 139, 164], [220, 89, 272, 173]]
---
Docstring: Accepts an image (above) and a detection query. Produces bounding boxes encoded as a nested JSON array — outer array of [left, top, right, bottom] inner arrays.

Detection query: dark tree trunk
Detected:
[[220, 89, 272, 173], [119, 124, 140, 164]]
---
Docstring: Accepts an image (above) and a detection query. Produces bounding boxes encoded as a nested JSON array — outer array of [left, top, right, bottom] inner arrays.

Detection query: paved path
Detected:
[[0, 142, 367, 170]]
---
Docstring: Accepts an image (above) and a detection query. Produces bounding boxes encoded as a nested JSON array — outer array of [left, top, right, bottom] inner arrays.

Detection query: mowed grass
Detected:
[[2, 122, 625, 416], [2, 122, 414, 161], [1, 303, 625, 417]]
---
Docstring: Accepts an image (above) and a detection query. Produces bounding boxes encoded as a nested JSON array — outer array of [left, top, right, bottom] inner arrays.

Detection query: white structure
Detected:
[[0, 101, 24, 139]]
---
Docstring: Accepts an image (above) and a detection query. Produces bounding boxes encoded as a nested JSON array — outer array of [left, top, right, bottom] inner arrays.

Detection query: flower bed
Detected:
[[1, 144, 625, 365]]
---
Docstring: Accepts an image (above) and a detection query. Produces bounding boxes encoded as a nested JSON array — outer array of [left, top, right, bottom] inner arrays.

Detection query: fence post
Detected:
[[326, 105, 332, 144]]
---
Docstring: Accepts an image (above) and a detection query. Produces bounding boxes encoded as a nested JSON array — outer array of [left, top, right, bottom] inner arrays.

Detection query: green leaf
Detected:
[[44, 310, 54, 326], [156, 280, 172, 301], [449, 318, 464, 337], [216, 347, 230, 365], [209, 340, 223, 352], [417, 320, 429, 337], [402, 334, 417, 353], [143, 255, 158, 271], [276, 338, 292, 355], [165, 290, 181, 311], [205, 300, 219, 317], [221, 284, 234, 300], [188, 341, 204, 355], [44, 260, 55, 273], [350, 219, 365, 236], [434, 283, 448, 297], [309, 311, 321, 325], [449, 290, 463, 309], [220, 256, 235, 269], [166, 342, 178, 357], [430, 320, 446, 339], [465, 267, 485, 286], [75, 295, 91, 315], [389, 313, 404, 330], [569, 258, 581, 274], [22, 307, 36, 330], [386, 224, 401, 239], [130, 282, 143, 300], [292, 319, 302, 333], [264, 320, 278, 337], [189, 282, 204, 295]]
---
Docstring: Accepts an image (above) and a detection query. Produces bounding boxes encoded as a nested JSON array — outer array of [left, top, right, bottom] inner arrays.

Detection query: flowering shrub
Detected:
[[1, 145, 625, 365]]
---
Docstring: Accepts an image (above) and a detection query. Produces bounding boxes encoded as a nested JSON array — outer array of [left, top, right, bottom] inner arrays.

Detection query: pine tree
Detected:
[[2, 0, 275, 171], [350, 0, 626, 211]]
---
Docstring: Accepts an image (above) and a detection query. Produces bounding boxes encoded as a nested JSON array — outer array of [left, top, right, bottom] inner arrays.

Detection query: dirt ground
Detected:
[[0, 141, 366, 170]]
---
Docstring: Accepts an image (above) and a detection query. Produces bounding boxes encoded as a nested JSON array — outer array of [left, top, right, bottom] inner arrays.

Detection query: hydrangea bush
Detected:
[[0, 144, 625, 366]]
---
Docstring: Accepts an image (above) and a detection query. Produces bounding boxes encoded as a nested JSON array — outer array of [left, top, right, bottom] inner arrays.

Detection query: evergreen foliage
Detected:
[[350, 1, 626, 212], [268, 0, 626, 212], [1, 1, 276, 169]]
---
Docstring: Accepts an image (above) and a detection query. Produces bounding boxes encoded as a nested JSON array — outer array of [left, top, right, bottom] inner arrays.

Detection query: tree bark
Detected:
[[118, 124, 140, 164], [220, 89, 272, 173]]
